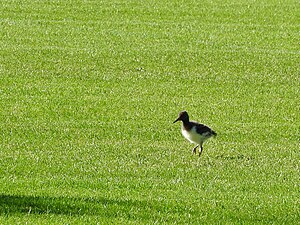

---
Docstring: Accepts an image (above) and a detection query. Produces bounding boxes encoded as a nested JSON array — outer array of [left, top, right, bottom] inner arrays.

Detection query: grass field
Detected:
[[0, 0, 299, 224]]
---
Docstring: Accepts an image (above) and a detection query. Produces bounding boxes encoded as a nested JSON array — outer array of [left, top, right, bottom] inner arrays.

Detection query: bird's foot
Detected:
[[192, 145, 199, 154]]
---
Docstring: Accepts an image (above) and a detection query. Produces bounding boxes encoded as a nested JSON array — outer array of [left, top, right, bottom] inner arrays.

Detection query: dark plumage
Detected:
[[174, 111, 217, 156]]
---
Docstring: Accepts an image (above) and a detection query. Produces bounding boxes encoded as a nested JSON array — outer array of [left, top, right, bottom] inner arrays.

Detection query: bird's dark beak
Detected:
[[173, 118, 179, 123]]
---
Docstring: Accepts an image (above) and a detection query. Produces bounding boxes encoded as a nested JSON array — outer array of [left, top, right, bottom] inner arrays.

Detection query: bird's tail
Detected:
[[212, 130, 217, 137]]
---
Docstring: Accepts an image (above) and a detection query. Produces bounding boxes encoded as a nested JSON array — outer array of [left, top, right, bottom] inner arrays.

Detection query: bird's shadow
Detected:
[[215, 154, 254, 161]]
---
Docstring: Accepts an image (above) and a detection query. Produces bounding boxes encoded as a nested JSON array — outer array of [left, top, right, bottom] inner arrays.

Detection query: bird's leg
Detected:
[[192, 145, 199, 154], [198, 145, 203, 157]]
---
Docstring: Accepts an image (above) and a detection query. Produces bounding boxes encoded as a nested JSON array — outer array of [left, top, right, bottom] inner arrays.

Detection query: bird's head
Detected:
[[173, 111, 189, 123]]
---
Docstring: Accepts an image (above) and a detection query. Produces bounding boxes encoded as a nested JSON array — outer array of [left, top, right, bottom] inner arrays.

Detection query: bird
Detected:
[[173, 111, 217, 156]]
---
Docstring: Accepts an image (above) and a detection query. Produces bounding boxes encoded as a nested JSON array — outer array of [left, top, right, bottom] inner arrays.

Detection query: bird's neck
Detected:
[[182, 120, 192, 131]]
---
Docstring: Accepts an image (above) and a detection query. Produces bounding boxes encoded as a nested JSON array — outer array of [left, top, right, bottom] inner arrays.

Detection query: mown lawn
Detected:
[[0, 0, 299, 224]]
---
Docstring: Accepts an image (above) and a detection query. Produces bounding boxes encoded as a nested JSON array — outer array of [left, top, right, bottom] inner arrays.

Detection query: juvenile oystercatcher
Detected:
[[173, 111, 217, 156]]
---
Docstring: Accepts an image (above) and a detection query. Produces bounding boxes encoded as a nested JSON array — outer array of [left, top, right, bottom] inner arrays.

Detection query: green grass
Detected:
[[0, 0, 299, 224]]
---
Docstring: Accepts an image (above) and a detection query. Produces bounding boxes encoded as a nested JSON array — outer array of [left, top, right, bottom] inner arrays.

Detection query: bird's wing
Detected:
[[191, 122, 212, 135]]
